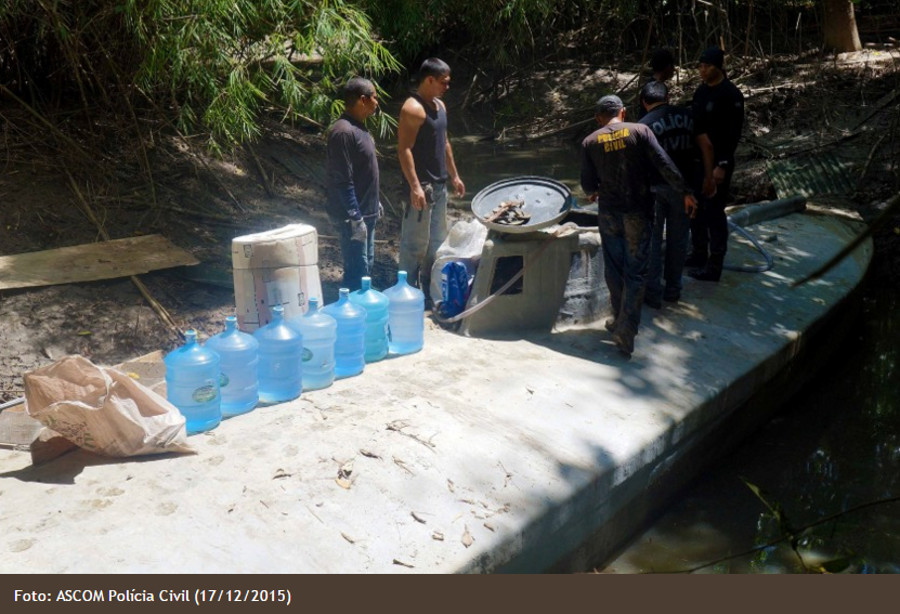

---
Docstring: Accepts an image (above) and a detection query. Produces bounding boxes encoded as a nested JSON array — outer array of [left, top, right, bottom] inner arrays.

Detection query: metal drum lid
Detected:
[[471, 176, 575, 234]]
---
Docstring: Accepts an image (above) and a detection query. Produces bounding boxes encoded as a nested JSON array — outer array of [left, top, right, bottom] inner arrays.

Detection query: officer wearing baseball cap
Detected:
[[580, 93, 698, 357]]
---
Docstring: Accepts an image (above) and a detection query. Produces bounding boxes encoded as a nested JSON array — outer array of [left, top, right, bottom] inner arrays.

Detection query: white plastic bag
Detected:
[[24, 355, 194, 457], [430, 218, 488, 301]]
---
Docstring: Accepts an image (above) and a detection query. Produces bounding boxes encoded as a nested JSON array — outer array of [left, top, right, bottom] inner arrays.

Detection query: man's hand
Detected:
[[350, 218, 367, 243], [713, 166, 727, 185], [410, 185, 427, 211], [450, 175, 465, 198], [684, 194, 699, 219]]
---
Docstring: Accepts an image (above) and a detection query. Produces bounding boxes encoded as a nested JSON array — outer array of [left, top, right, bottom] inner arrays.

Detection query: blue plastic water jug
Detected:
[[349, 276, 389, 363], [287, 297, 336, 391], [322, 288, 366, 378], [253, 304, 303, 403], [206, 316, 259, 417], [383, 270, 425, 355], [164, 329, 221, 434]]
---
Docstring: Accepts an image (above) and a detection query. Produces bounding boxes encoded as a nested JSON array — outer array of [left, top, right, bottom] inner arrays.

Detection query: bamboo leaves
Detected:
[[0, 0, 401, 151]]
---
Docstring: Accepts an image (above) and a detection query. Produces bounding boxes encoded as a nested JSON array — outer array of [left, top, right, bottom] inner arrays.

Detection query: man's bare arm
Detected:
[[444, 139, 465, 198], [397, 98, 427, 210]]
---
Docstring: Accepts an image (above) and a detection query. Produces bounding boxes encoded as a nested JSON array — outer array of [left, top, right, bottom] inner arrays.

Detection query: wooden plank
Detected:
[[0, 234, 199, 290], [116, 350, 167, 396], [0, 404, 42, 448]]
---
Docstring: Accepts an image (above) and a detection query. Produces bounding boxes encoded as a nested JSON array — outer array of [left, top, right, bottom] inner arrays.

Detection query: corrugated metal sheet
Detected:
[[766, 151, 856, 199]]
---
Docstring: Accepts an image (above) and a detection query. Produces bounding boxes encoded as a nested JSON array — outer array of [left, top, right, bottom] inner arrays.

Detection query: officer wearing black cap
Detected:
[[581, 94, 698, 357], [686, 46, 745, 282]]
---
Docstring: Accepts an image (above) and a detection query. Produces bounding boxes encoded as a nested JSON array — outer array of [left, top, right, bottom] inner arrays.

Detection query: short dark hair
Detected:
[[640, 80, 668, 105], [650, 48, 675, 72], [417, 57, 451, 84], [341, 77, 375, 105], [595, 94, 624, 117]]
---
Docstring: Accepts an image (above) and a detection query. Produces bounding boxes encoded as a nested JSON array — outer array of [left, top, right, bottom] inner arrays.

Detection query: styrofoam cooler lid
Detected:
[[232, 223, 319, 269]]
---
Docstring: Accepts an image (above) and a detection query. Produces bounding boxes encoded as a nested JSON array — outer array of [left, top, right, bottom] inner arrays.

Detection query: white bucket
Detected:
[[232, 224, 323, 331]]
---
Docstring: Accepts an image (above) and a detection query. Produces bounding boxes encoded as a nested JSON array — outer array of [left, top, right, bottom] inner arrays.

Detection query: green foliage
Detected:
[[0, 0, 401, 150], [360, 0, 597, 67]]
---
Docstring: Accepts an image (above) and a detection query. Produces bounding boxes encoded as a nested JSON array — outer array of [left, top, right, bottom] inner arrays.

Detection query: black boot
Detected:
[[688, 253, 724, 282], [684, 249, 708, 268]]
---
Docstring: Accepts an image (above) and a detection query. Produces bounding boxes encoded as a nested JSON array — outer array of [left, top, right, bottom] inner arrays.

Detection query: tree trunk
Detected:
[[822, 0, 862, 52]]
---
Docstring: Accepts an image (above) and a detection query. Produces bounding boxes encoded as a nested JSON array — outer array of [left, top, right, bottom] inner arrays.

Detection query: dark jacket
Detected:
[[581, 121, 690, 217], [326, 114, 379, 221], [692, 79, 744, 167], [638, 103, 697, 182]]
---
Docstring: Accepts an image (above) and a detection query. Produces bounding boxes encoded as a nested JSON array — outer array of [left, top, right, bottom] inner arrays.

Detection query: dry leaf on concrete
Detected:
[[461, 525, 474, 548], [338, 458, 354, 478]]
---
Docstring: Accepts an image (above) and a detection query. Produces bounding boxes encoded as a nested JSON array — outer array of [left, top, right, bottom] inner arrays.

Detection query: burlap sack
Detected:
[[23, 355, 194, 457]]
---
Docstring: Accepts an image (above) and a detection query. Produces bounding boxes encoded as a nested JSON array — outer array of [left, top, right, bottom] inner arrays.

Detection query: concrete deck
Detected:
[[0, 208, 872, 573]]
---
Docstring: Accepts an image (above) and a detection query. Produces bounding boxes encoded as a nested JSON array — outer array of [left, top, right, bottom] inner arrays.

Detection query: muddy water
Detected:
[[450, 137, 582, 205], [453, 136, 900, 574], [600, 282, 900, 574]]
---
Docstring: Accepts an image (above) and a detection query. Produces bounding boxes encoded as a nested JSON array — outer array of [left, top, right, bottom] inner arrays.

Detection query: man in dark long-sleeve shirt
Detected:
[[581, 94, 697, 357], [686, 47, 745, 282], [639, 80, 715, 307], [326, 77, 381, 291]]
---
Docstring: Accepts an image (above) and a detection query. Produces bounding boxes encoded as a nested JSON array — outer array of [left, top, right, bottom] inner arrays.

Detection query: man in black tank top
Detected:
[[397, 58, 465, 296]]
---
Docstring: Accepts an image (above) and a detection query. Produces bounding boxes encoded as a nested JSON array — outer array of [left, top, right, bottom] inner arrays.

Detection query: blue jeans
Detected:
[[399, 182, 449, 290], [597, 208, 652, 338], [332, 215, 376, 292], [647, 185, 690, 301]]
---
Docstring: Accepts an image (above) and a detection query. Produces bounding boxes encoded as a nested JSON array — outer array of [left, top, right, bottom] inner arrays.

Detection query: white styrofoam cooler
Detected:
[[232, 224, 323, 331]]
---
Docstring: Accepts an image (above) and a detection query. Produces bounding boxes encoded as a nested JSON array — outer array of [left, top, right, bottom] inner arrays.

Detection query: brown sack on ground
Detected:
[[23, 355, 194, 458]]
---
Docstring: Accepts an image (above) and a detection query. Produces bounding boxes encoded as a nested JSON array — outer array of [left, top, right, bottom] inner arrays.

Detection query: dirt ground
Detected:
[[1, 50, 898, 404]]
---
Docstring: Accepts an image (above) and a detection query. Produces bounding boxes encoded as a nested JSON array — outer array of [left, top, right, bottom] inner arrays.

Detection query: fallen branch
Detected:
[[852, 88, 899, 132], [855, 132, 888, 192], [64, 169, 183, 340], [0, 84, 94, 162], [246, 143, 275, 197], [525, 117, 593, 141], [657, 494, 900, 574], [794, 191, 900, 286]]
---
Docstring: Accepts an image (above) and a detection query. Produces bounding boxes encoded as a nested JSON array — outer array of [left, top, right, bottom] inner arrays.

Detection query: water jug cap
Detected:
[[361, 277, 372, 291], [308, 297, 319, 310], [184, 329, 198, 345]]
